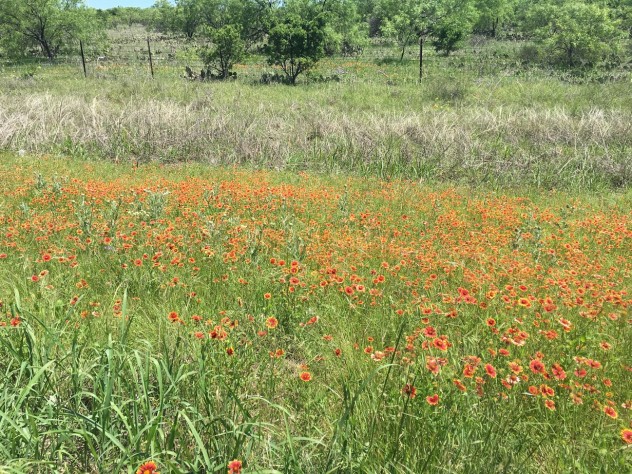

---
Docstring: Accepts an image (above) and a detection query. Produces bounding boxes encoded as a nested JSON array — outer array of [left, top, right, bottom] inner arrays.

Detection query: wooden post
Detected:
[[147, 38, 154, 78], [80, 40, 87, 78], [419, 35, 423, 82]]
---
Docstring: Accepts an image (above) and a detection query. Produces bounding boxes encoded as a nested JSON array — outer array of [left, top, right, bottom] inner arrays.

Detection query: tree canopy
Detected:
[[0, 0, 103, 59]]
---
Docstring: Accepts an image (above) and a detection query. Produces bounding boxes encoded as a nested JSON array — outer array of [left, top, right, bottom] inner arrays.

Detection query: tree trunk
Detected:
[[400, 44, 406, 62], [419, 35, 423, 81], [40, 38, 54, 60]]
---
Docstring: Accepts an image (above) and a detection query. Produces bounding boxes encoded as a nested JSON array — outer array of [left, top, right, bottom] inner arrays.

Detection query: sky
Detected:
[[86, 0, 157, 8]]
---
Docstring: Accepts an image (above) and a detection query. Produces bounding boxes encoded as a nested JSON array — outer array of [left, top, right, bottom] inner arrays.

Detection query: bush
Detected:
[[432, 23, 467, 56], [264, 13, 327, 85], [525, 1, 624, 69], [199, 25, 245, 79]]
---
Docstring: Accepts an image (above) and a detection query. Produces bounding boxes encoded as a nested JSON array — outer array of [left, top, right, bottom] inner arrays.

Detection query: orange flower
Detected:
[[453, 379, 467, 392], [433, 338, 448, 351], [517, 298, 531, 308], [621, 428, 632, 444], [603, 406, 618, 419], [426, 394, 439, 406], [402, 384, 417, 399], [265, 316, 279, 329], [544, 399, 556, 411], [136, 461, 159, 474], [485, 364, 497, 379], [529, 359, 546, 375], [227, 459, 243, 474], [300, 372, 312, 382], [540, 384, 555, 397], [463, 364, 476, 378]]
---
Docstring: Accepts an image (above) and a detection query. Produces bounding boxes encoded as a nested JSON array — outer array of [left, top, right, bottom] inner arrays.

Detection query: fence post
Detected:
[[80, 40, 87, 78], [147, 38, 154, 78]]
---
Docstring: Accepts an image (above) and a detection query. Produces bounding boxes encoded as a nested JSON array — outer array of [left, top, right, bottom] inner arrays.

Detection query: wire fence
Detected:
[[4, 33, 613, 84]]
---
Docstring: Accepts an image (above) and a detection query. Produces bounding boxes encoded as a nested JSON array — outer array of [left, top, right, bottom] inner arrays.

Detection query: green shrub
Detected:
[[199, 25, 245, 79]]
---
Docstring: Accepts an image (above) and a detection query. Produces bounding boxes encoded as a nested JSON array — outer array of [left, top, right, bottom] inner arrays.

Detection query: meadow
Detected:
[[0, 30, 631, 474]]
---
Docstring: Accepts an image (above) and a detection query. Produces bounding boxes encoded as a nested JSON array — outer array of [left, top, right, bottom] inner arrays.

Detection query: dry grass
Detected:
[[1, 76, 631, 189]]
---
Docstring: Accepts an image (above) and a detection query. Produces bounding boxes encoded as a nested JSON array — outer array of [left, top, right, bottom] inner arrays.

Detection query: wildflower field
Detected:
[[0, 154, 629, 473]]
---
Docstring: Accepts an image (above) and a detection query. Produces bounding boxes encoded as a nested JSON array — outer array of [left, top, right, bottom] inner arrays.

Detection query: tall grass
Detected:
[[1, 55, 631, 190]]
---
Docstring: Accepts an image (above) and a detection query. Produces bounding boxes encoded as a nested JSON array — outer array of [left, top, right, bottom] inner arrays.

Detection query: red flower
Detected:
[[402, 384, 417, 399], [426, 394, 439, 406], [529, 359, 546, 375], [603, 406, 618, 419], [228, 459, 243, 474], [433, 338, 448, 351], [463, 364, 476, 378], [551, 363, 566, 380], [300, 372, 312, 382], [485, 364, 497, 379], [453, 379, 467, 392], [136, 461, 159, 474], [517, 298, 531, 308], [621, 428, 632, 444]]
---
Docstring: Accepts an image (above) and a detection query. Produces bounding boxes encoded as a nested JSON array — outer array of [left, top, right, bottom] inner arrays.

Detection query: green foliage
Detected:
[[473, 0, 515, 37], [199, 25, 246, 78], [0, 0, 105, 60], [174, 0, 204, 38], [97, 6, 159, 29], [378, 0, 477, 61], [525, 0, 625, 68], [323, 0, 369, 56], [265, 8, 328, 84], [169, 0, 274, 47], [432, 15, 470, 55]]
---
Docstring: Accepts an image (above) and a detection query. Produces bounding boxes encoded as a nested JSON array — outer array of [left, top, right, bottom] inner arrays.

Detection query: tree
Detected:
[[432, 18, 467, 55], [0, 0, 102, 60], [525, 0, 624, 68], [609, 0, 632, 36], [168, 0, 275, 46], [378, 0, 476, 78], [324, 0, 369, 56], [265, 9, 328, 84], [199, 24, 246, 78], [151, 0, 178, 33], [473, 0, 515, 37], [173, 0, 204, 38]]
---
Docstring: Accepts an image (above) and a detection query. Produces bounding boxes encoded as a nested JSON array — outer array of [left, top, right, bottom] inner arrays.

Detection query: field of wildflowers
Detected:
[[0, 155, 630, 473]]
